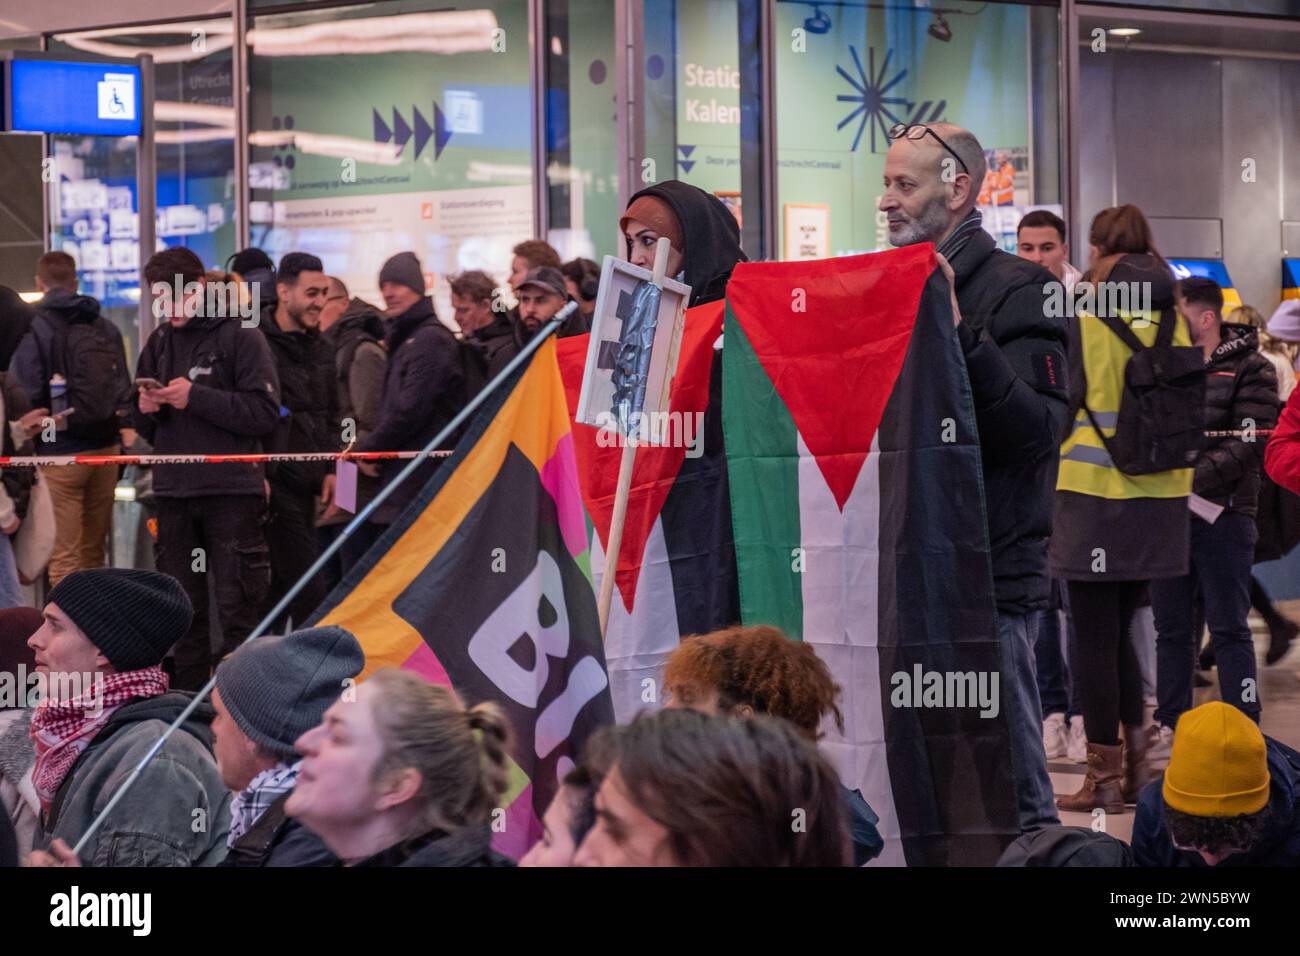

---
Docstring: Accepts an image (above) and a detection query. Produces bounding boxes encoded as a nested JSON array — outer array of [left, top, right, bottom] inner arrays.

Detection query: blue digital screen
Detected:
[[8, 58, 142, 136]]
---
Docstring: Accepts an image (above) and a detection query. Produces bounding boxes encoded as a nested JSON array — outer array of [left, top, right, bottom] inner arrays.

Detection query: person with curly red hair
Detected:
[[662, 624, 883, 864]]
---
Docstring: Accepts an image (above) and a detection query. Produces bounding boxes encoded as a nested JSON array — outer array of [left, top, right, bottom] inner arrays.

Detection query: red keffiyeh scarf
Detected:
[[29, 666, 170, 813]]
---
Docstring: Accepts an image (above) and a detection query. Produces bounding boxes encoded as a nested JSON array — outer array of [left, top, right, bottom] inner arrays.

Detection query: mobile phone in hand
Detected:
[[135, 377, 164, 391]]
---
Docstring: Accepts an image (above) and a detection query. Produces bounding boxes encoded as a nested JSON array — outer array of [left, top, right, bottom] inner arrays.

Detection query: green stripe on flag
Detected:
[[722, 304, 805, 639]]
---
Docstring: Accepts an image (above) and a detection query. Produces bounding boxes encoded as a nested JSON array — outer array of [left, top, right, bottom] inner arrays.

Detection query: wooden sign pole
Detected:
[[597, 236, 672, 637]]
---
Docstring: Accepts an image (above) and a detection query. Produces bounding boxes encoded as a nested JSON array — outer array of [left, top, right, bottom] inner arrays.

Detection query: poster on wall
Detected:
[[256, 184, 532, 319], [783, 204, 831, 261]]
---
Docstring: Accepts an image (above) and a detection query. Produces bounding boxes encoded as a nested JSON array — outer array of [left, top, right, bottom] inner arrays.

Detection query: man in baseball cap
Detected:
[[213, 625, 364, 867], [27, 568, 231, 866], [1132, 700, 1300, 866], [516, 266, 585, 340]]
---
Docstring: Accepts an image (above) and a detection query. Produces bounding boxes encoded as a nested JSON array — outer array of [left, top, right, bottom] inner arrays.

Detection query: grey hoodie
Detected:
[[37, 691, 231, 866]]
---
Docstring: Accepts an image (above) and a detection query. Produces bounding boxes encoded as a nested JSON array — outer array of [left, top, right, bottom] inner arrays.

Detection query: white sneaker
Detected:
[[1042, 713, 1067, 759], [1067, 715, 1087, 763], [1147, 723, 1174, 763]]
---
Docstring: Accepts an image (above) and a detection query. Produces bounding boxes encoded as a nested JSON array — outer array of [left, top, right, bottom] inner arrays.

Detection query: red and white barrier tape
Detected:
[[0, 450, 454, 467]]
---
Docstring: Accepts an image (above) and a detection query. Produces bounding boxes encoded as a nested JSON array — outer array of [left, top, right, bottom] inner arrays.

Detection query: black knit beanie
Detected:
[[378, 251, 426, 296], [214, 626, 364, 761], [46, 569, 192, 671]]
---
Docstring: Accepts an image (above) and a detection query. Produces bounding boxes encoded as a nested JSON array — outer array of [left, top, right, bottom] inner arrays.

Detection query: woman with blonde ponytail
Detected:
[[285, 668, 516, 867]]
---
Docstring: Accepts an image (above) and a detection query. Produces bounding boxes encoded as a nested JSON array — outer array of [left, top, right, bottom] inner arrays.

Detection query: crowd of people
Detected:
[[1, 119, 1300, 867]]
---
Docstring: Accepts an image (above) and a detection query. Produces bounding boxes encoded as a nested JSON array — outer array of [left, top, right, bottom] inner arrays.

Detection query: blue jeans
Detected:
[[1150, 512, 1260, 726], [998, 610, 1061, 832], [0, 534, 23, 608], [1035, 580, 1081, 720]]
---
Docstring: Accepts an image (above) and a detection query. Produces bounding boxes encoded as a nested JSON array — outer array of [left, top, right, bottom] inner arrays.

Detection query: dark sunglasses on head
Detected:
[[889, 123, 970, 176]]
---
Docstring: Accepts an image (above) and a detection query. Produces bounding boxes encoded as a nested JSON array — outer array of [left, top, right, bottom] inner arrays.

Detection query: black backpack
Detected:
[[41, 316, 124, 437], [1082, 308, 1205, 476]]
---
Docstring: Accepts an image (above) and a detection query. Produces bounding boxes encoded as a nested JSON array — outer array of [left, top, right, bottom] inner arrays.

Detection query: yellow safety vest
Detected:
[[1057, 308, 1195, 501]]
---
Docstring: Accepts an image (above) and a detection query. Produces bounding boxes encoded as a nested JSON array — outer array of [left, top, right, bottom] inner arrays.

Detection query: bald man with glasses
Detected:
[[880, 122, 1071, 836]]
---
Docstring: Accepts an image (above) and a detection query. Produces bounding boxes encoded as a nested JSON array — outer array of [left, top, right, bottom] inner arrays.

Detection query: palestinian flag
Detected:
[[557, 301, 738, 720], [313, 337, 614, 860], [723, 244, 1016, 866]]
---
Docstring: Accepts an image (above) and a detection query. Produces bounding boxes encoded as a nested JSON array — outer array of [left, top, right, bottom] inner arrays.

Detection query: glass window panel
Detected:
[[775, 0, 1062, 259], [248, 0, 532, 317]]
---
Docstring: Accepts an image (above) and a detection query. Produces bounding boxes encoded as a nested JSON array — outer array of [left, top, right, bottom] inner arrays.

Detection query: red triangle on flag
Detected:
[[558, 300, 724, 613], [725, 245, 935, 510]]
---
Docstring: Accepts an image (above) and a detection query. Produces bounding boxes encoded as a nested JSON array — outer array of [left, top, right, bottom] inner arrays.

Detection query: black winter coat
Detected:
[[473, 310, 523, 380], [0, 372, 34, 522], [1196, 324, 1278, 517], [259, 309, 341, 495], [357, 298, 464, 524], [950, 228, 1070, 613], [134, 314, 281, 498]]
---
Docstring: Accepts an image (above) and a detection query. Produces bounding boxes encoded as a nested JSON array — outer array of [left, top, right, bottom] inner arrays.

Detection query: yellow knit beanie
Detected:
[[1163, 702, 1270, 817]]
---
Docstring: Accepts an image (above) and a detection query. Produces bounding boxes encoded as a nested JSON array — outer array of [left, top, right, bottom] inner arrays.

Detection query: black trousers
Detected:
[[1067, 579, 1148, 746], [265, 482, 327, 632], [155, 494, 270, 691]]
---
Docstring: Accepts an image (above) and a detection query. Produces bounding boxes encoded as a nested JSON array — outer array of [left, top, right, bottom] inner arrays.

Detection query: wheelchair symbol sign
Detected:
[[96, 74, 136, 122]]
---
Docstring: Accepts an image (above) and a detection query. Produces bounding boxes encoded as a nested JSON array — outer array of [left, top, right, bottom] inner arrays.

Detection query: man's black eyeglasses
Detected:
[[889, 123, 970, 176]]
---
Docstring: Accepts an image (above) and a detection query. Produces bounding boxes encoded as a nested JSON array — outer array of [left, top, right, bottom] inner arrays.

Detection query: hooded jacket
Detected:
[[37, 691, 231, 866], [1195, 323, 1278, 517], [624, 180, 747, 307], [1132, 737, 1300, 867], [134, 312, 281, 498], [357, 297, 464, 524], [258, 304, 342, 495], [323, 298, 386, 447], [12, 288, 132, 453], [949, 228, 1070, 612]]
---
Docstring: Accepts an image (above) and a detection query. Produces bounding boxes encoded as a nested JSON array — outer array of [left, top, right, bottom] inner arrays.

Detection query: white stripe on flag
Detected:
[[796, 432, 903, 866], [591, 517, 681, 722]]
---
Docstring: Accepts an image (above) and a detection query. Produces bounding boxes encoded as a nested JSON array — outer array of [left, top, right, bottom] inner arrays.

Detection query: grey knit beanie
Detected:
[[47, 568, 192, 672], [378, 251, 426, 296], [214, 626, 364, 761]]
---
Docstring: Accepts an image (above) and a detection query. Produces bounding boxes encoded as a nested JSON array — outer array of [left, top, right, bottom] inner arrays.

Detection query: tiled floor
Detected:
[[1051, 604, 1300, 845]]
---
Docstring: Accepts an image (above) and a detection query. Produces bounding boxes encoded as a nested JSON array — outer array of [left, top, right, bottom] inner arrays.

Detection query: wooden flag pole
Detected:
[[598, 236, 672, 637]]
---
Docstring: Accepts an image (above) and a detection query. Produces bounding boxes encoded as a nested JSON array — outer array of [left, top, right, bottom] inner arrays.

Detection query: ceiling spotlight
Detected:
[[1107, 27, 1142, 37], [804, 4, 831, 35], [928, 11, 953, 43]]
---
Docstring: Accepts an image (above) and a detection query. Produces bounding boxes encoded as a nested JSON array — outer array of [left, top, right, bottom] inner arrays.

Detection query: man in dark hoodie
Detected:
[[258, 252, 341, 629], [1149, 278, 1278, 744], [134, 247, 280, 691], [318, 277, 386, 578], [26, 568, 231, 867], [213, 626, 360, 867], [880, 123, 1069, 833], [356, 252, 464, 538], [617, 180, 747, 637], [12, 251, 133, 586]]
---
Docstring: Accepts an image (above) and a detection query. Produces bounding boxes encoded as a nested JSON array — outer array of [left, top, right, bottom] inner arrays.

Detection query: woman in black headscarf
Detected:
[[615, 180, 747, 636], [619, 180, 747, 307]]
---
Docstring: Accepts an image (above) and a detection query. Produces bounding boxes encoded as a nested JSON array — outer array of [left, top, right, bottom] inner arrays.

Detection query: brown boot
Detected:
[[1056, 742, 1125, 814], [1122, 724, 1153, 804]]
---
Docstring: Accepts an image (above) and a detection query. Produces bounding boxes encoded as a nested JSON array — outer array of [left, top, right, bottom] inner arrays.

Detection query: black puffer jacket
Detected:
[[1196, 323, 1278, 517], [259, 307, 341, 495], [134, 314, 281, 498], [950, 228, 1070, 613]]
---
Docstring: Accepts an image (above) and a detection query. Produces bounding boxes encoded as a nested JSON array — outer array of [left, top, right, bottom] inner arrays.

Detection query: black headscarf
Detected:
[[623, 180, 747, 308]]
